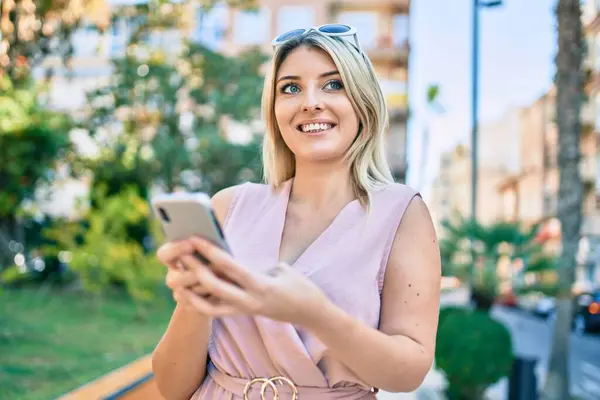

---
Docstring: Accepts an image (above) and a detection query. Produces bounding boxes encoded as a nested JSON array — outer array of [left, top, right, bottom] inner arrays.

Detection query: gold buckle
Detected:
[[243, 376, 298, 400]]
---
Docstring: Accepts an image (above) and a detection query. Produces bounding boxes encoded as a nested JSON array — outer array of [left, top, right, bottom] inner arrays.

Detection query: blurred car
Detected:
[[496, 292, 518, 308], [547, 290, 600, 335], [534, 296, 556, 318], [517, 292, 555, 317]]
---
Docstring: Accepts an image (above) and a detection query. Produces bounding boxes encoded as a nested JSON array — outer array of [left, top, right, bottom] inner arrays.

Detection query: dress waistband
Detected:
[[207, 363, 375, 400]]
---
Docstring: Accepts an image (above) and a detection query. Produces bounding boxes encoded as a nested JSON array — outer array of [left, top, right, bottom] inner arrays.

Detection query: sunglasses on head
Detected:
[[271, 24, 363, 56]]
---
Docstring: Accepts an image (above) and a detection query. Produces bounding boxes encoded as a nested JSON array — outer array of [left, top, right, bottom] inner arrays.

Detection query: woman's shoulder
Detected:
[[371, 181, 420, 202], [211, 181, 273, 226]]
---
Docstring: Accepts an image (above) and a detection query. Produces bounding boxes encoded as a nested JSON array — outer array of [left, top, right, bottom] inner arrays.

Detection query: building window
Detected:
[[72, 25, 102, 58], [233, 8, 271, 45], [109, 18, 129, 57], [147, 29, 182, 54], [336, 11, 378, 49], [392, 14, 409, 47], [276, 6, 315, 36], [193, 3, 228, 50]]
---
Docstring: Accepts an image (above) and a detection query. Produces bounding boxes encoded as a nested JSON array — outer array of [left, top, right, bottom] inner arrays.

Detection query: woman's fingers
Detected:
[[165, 268, 197, 290], [189, 237, 263, 291], [180, 255, 259, 312], [156, 240, 195, 266], [178, 289, 239, 316]]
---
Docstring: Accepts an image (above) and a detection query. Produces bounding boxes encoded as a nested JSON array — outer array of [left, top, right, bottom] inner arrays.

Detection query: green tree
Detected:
[[0, 75, 72, 268], [42, 186, 165, 305], [439, 215, 557, 312], [542, 1, 585, 398], [0, 0, 109, 84], [0, 0, 108, 268], [80, 2, 266, 197]]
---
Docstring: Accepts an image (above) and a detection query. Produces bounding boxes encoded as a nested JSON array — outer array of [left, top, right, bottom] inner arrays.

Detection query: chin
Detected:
[[292, 145, 349, 164]]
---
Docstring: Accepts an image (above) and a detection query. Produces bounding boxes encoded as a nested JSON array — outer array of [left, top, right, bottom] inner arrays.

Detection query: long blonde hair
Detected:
[[261, 31, 394, 206]]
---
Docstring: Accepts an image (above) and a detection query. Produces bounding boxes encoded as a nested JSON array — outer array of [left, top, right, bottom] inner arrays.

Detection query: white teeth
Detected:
[[300, 123, 333, 133]]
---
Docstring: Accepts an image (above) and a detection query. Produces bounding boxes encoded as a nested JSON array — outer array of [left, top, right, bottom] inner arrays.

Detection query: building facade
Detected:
[[38, 0, 411, 218], [214, 0, 411, 181], [430, 107, 522, 232]]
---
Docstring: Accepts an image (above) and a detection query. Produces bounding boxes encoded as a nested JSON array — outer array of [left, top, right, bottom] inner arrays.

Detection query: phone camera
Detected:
[[158, 207, 170, 222]]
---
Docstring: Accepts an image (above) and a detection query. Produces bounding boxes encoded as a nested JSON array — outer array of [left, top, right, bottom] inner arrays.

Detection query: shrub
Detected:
[[44, 187, 165, 304], [435, 310, 513, 400], [438, 306, 470, 328]]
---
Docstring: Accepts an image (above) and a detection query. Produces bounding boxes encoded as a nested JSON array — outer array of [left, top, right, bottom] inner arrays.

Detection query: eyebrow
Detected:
[[276, 70, 340, 84]]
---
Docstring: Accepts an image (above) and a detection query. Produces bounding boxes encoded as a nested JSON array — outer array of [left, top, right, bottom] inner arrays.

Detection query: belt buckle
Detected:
[[243, 376, 298, 400]]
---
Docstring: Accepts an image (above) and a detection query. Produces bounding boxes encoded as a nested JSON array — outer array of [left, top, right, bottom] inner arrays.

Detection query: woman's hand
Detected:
[[156, 240, 238, 315], [175, 236, 332, 328]]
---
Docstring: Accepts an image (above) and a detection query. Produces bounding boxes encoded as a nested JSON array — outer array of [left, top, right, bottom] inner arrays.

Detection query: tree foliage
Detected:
[[1, 0, 266, 295], [0, 0, 110, 84], [43, 186, 165, 303], [80, 5, 267, 196], [0, 76, 72, 218], [439, 214, 558, 309]]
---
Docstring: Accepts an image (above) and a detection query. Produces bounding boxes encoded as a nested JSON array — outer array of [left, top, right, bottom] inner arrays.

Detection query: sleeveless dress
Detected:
[[191, 178, 418, 399]]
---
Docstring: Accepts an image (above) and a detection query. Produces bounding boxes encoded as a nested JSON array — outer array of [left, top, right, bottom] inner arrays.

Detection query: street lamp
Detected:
[[471, 0, 503, 221]]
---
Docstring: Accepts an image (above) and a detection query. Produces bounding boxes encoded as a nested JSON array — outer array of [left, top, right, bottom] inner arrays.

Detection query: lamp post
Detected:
[[471, 0, 502, 221]]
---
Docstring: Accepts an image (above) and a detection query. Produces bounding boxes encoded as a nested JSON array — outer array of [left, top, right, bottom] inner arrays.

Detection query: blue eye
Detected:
[[324, 80, 344, 91], [281, 83, 300, 94]]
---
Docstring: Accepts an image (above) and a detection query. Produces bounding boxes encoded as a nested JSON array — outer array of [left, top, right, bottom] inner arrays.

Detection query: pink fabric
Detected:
[[191, 179, 418, 399]]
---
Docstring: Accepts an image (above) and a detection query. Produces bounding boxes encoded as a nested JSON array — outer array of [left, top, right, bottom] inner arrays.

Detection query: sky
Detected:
[[406, 0, 558, 199]]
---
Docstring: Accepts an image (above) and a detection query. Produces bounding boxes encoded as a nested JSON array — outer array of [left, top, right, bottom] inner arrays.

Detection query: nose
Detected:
[[301, 88, 324, 112]]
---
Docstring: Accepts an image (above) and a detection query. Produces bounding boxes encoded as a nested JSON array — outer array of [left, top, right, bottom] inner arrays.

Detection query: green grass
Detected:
[[0, 287, 174, 400]]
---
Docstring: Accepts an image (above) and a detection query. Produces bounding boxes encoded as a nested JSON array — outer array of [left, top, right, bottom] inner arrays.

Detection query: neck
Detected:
[[290, 159, 355, 209]]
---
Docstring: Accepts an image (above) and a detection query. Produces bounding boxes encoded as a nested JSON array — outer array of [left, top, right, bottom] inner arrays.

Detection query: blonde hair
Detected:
[[261, 30, 394, 206]]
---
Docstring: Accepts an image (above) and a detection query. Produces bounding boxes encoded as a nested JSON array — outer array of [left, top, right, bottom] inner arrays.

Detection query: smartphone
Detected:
[[150, 192, 230, 254]]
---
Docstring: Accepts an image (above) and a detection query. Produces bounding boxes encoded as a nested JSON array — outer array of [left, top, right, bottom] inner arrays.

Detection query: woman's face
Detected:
[[274, 45, 360, 164]]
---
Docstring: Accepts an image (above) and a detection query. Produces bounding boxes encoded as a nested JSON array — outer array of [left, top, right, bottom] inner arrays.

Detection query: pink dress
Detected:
[[191, 179, 418, 399]]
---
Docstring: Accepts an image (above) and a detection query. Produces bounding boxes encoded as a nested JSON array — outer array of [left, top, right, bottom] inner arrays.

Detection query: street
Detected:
[[491, 306, 600, 400], [377, 290, 600, 400]]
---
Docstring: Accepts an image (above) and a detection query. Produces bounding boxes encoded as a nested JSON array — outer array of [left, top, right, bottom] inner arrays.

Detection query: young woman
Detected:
[[152, 25, 441, 400]]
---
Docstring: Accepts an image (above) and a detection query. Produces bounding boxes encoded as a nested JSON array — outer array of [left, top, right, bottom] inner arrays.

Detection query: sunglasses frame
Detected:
[[271, 24, 363, 56]]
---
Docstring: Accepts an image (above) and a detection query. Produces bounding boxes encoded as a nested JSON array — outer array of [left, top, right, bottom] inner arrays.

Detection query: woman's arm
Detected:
[[152, 306, 212, 400], [307, 196, 441, 393], [152, 186, 239, 400], [173, 195, 441, 393]]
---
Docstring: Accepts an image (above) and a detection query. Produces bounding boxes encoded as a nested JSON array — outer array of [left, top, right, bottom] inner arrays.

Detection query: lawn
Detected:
[[0, 287, 174, 400]]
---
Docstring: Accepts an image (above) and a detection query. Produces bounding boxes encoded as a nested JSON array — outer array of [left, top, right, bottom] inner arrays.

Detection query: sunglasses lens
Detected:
[[275, 29, 307, 43], [318, 24, 351, 34]]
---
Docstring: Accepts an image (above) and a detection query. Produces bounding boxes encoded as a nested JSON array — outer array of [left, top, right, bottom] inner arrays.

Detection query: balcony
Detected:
[[367, 38, 409, 66], [329, 0, 410, 14]]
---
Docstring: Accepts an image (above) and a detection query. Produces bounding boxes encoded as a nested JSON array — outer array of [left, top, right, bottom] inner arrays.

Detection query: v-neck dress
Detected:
[[191, 179, 419, 399]]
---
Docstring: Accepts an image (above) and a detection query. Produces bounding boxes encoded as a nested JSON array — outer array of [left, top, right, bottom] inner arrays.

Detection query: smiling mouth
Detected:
[[297, 123, 336, 134]]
